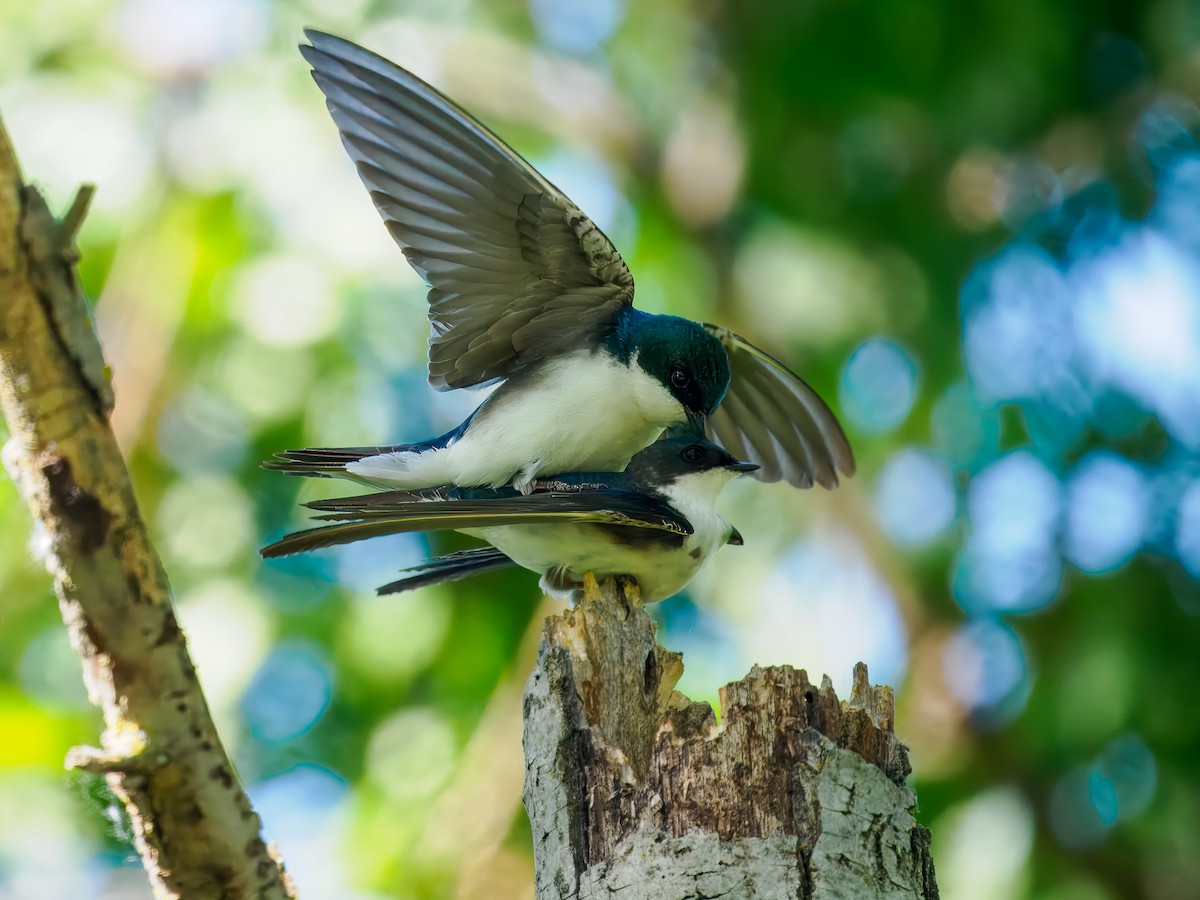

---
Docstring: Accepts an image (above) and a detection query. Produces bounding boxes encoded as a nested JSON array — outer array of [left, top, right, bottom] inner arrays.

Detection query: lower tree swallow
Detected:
[[261, 436, 757, 603], [266, 31, 855, 493]]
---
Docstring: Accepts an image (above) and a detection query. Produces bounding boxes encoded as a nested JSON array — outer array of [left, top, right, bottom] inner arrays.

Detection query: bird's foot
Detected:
[[540, 567, 581, 604], [512, 458, 543, 496]]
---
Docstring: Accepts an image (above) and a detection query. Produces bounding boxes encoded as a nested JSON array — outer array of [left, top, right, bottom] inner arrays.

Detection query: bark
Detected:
[[523, 575, 939, 900], [0, 114, 293, 898]]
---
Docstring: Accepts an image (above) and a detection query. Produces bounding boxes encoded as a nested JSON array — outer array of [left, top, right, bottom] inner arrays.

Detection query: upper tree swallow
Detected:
[[261, 435, 756, 603], [268, 30, 854, 493]]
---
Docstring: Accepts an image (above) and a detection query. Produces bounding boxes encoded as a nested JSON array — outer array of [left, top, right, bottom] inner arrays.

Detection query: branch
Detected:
[[0, 113, 294, 898], [523, 575, 939, 899]]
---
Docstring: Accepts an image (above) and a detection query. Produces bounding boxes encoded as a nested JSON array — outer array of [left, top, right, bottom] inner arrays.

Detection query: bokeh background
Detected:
[[2, 0, 1199, 897]]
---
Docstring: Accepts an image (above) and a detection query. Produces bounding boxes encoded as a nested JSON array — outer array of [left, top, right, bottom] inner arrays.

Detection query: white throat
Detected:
[[661, 468, 738, 524]]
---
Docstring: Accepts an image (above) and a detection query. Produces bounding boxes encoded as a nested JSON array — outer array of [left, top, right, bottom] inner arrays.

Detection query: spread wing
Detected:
[[703, 326, 855, 489], [302, 30, 634, 390], [260, 489, 692, 558]]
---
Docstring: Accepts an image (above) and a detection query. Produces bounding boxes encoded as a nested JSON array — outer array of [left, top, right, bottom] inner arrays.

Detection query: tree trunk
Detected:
[[0, 114, 293, 898], [523, 576, 939, 899]]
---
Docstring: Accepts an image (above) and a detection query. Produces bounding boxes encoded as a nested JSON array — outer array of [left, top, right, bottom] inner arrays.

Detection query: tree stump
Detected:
[[523, 577, 938, 899]]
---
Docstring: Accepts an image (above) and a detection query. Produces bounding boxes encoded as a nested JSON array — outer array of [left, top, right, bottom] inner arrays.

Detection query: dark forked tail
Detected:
[[263, 445, 410, 477], [376, 547, 515, 595], [263, 414, 477, 477]]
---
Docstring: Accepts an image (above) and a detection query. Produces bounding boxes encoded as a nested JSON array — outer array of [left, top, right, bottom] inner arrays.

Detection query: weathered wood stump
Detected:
[[523, 576, 938, 899]]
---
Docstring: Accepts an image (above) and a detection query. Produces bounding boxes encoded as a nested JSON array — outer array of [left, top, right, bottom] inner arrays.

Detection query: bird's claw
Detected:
[[512, 459, 543, 495]]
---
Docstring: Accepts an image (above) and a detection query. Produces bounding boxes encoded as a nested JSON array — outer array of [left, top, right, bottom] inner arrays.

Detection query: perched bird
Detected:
[[266, 30, 854, 494], [261, 435, 757, 603]]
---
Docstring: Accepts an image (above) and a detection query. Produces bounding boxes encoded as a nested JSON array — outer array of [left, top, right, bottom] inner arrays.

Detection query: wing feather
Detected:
[[703, 325, 855, 489], [260, 489, 691, 558], [303, 30, 635, 390]]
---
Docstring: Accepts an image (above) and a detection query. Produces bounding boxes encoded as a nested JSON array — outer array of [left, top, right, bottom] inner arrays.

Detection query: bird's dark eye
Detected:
[[682, 445, 705, 464], [670, 368, 689, 389]]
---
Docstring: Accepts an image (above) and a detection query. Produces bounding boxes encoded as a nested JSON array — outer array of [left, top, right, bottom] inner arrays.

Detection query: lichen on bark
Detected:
[[0, 113, 292, 900], [522, 576, 938, 900]]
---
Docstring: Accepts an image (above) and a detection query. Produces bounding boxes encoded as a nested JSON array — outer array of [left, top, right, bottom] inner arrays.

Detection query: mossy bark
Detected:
[[0, 113, 292, 900]]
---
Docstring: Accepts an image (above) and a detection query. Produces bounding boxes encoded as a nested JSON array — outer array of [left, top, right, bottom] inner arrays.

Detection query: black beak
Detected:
[[727, 461, 760, 474], [727, 525, 744, 546]]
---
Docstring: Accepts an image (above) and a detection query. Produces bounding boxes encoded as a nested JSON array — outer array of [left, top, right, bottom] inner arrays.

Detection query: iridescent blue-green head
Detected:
[[609, 309, 731, 427]]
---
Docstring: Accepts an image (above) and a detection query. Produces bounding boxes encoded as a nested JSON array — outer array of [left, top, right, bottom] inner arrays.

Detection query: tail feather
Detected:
[[377, 547, 515, 595], [305, 486, 461, 509], [265, 413, 478, 479], [263, 444, 413, 477], [260, 518, 423, 557]]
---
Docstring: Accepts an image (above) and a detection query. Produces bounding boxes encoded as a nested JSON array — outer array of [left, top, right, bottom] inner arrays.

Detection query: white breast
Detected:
[[444, 349, 684, 485], [345, 350, 683, 489], [477, 468, 737, 603]]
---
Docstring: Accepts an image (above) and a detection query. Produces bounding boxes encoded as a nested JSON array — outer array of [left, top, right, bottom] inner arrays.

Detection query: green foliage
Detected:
[[2, 0, 1199, 897]]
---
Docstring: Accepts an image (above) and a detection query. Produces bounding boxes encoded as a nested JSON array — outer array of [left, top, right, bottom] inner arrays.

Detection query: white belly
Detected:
[[447, 350, 683, 485], [346, 350, 684, 490], [476, 513, 729, 604]]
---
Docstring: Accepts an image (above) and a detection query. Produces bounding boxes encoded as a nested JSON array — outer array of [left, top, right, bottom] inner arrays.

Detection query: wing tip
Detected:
[[753, 449, 858, 491], [300, 30, 332, 65], [820, 433, 857, 488], [259, 540, 294, 559], [300, 29, 398, 86], [302, 28, 342, 52], [838, 452, 858, 480], [800, 445, 857, 491]]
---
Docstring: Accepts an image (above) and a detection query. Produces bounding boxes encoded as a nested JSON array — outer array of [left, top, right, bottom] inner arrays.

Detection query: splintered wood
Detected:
[[523, 581, 938, 900]]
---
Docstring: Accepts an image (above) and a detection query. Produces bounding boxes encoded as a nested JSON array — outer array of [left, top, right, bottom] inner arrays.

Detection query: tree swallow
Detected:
[[267, 30, 854, 493], [261, 435, 757, 603]]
